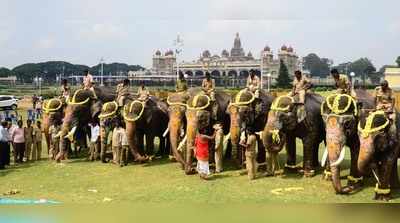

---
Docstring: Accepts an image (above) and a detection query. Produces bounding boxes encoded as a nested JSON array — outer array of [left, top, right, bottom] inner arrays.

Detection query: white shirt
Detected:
[[121, 131, 129, 146], [90, 124, 100, 143], [0, 126, 10, 142]]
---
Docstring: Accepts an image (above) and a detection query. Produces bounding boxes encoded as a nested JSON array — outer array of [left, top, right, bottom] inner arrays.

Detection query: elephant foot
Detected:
[[284, 164, 300, 174], [168, 155, 177, 162], [374, 193, 391, 201], [302, 169, 316, 178], [335, 186, 353, 195], [347, 176, 363, 191], [185, 167, 196, 175], [134, 155, 149, 163]]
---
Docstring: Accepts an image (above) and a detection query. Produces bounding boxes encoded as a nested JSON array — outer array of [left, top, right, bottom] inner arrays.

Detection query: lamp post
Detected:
[[350, 72, 355, 91], [174, 35, 183, 80], [267, 73, 271, 92], [100, 58, 105, 86]]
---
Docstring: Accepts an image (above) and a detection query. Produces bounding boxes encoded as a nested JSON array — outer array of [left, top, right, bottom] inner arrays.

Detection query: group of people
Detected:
[[0, 119, 42, 169]]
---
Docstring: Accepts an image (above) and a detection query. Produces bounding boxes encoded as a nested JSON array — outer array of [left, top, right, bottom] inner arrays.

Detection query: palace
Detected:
[[151, 33, 300, 86]]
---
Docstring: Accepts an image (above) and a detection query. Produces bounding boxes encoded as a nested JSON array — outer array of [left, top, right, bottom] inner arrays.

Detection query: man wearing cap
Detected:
[[246, 70, 261, 98], [116, 79, 131, 107], [290, 70, 312, 122], [374, 80, 396, 134], [330, 69, 354, 97]]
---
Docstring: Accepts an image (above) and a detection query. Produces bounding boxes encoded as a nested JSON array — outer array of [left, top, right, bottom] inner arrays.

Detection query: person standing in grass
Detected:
[[240, 127, 257, 180], [120, 126, 129, 167], [0, 121, 11, 169], [24, 120, 33, 161], [32, 121, 43, 161], [88, 120, 100, 161], [195, 128, 214, 180], [213, 123, 224, 173], [111, 119, 124, 165], [11, 120, 25, 164], [49, 121, 61, 160]]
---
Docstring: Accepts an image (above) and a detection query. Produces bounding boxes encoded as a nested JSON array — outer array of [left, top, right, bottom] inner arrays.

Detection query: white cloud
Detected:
[[78, 23, 128, 40], [35, 36, 55, 50]]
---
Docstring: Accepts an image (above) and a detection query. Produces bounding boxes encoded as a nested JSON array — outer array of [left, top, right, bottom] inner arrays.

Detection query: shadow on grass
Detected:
[[0, 161, 36, 177]]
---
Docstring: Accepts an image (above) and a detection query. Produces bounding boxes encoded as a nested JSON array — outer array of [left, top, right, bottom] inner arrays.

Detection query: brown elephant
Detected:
[[56, 87, 115, 162], [357, 110, 400, 201], [320, 90, 375, 194], [42, 98, 64, 155], [227, 89, 274, 167], [122, 96, 169, 162], [184, 90, 230, 175], [262, 93, 325, 177], [166, 92, 190, 169]]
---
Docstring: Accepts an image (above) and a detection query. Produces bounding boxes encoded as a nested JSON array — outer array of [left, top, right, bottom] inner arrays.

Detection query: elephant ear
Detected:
[[98, 101, 118, 120], [91, 101, 103, 119], [167, 92, 189, 106], [43, 98, 63, 113], [68, 89, 93, 105], [123, 100, 145, 122], [358, 111, 389, 138], [271, 95, 294, 112]]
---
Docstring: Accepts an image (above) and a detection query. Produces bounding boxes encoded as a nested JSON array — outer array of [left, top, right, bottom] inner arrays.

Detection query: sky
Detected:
[[0, 0, 399, 69]]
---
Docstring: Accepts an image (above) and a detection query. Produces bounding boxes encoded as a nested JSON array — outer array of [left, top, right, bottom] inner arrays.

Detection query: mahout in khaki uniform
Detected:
[[116, 79, 132, 107], [175, 73, 188, 92], [246, 69, 261, 98], [240, 127, 257, 180], [289, 70, 312, 122], [83, 69, 97, 99], [374, 80, 396, 135], [202, 72, 218, 119], [330, 69, 355, 97], [137, 82, 150, 101]]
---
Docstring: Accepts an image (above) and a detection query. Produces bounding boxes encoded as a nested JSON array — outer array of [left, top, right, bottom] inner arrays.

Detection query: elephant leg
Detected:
[[375, 161, 392, 201], [224, 141, 232, 159], [137, 133, 145, 155], [256, 136, 266, 171], [302, 134, 316, 177], [185, 146, 195, 175], [347, 141, 363, 189], [390, 159, 400, 189], [145, 134, 155, 156], [312, 141, 320, 168], [285, 135, 297, 173], [157, 137, 165, 157]]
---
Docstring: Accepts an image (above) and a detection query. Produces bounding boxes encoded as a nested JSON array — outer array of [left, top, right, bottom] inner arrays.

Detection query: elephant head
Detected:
[[98, 101, 119, 161], [262, 95, 296, 154], [185, 94, 211, 174], [42, 98, 64, 152], [321, 94, 358, 194], [58, 89, 102, 157], [167, 93, 189, 166], [357, 111, 393, 174]]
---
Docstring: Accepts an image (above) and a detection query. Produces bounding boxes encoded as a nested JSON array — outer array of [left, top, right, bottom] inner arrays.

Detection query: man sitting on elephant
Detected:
[[137, 82, 150, 101], [374, 80, 396, 135], [246, 69, 261, 98], [83, 69, 97, 99], [116, 79, 132, 107], [331, 69, 356, 97], [176, 73, 188, 93], [289, 70, 312, 122], [202, 72, 218, 120]]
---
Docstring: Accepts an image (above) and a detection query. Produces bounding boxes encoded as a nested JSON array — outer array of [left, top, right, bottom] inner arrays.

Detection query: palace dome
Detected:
[[202, 50, 211, 58], [165, 50, 174, 56], [264, 45, 271, 52], [281, 45, 288, 51], [247, 51, 253, 57], [155, 50, 161, 56], [287, 46, 294, 52], [221, 49, 229, 57]]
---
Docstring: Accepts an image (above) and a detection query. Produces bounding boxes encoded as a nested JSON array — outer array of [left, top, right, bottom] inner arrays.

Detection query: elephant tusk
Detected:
[[256, 131, 263, 137], [223, 133, 231, 146], [177, 135, 187, 152], [64, 126, 77, 141], [240, 131, 246, 143], [321, 147, 328, 167], [372, 169, 381, 186], [162, 127, 169, 138], [330, 146, 346, 167]]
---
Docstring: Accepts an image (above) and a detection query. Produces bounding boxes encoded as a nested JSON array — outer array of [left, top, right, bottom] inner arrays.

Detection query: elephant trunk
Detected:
[[125, 121, 145, 161], [358, 136, 374, 175], [229, 115, 241, 161], [185, 111, 198, 174], [42, 113, 51, 154], [58, 106, 75, 158], [168, 115, 186, 167]]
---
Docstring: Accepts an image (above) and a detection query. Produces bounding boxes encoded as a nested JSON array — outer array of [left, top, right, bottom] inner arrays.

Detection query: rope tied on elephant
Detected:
[[358, 110, 389, 138], [43, 98, 63, 113], [186, 94, 210, 111], [322, 94, 358, 116], [269, 129, 280, 144], [123, 100, 145, 122], [375, 183, 390, 195], [228, 89, 255, 108], [67, 89, 91, 105], [98, 101, 119, 119], [166, 95, 187, 107], [270, 95, 294, 112]]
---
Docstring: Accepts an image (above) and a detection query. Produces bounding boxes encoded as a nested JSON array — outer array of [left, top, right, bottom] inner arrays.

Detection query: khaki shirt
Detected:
[[137, 86, 149, 97], [335, 74, 351, 93], [112, 127, 124, 147], [116, 84, 131, 97], [246, 134, 257, 155], [202, 79, 215, 92], [24, 126, 33, 142], [33, 126, 42, 142], [374, 86, 394, 109], [176, 79, 188, 92], [293, 75, 311, 93], [246, 76, 260, 92], [61, 86, 70, 97]]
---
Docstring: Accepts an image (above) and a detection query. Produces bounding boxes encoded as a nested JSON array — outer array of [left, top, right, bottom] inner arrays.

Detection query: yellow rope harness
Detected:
[[186, 94, 210, 110], [98, 101, 119, 119], [67, 89, 90, 105], [166, 95, 187, 107], [347, 175, 363, 183], [322, 94, 357, 116], [123, 100, 145, 122], [270, 96, 294, 112], [43, 98, 63, 113], [358, 110, 389, 138], [228, 90, 256, 108], [375, 184, 390, 195], [269, 129, 281, 144]]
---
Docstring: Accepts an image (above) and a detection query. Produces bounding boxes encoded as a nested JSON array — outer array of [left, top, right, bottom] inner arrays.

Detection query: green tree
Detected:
[[302, 53, 332, 77], [396, 56, 400, 67], [0, 67, 12, 77], [276, 60, 292, 88]]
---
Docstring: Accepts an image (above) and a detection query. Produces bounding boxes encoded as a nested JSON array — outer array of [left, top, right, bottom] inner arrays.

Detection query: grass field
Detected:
[[0, 91, 399, 204]]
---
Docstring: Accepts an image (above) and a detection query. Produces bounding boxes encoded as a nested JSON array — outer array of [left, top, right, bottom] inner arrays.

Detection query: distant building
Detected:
[[151, 33, 300, 87], [384, 67, 400, 90]]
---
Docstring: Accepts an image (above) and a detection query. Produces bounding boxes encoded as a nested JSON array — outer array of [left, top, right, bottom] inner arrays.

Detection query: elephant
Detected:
[[122, 96, 170, 162], [166, 91, 190, 169], [42, 98, 65, 155], [357, 110, 400, 201], [184, 90, 231, 175], [262, 93, 325, 177], [226, 89, 274, 167], [56, 87, 115, 162], [320, 90, 375, 194]]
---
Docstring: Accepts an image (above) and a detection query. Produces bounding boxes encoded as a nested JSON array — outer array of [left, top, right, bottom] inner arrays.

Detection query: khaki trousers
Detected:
[[25, 140, 33, 161], [32, 141, 42, 161], [245, 150, 256, 180]]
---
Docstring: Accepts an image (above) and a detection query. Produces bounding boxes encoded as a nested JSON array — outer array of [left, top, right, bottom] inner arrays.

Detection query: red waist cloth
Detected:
[[195, 135, 209, 161]]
